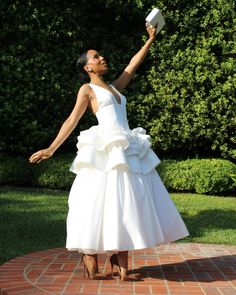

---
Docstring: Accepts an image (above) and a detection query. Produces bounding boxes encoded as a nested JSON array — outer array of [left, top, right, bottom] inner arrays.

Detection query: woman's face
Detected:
[[85, 49, 108, 74]]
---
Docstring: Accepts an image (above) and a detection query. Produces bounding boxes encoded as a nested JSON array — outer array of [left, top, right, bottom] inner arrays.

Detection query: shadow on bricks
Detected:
[[132, 255, 236, 283]]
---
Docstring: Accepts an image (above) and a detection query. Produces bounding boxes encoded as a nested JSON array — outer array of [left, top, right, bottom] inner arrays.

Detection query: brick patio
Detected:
[[0, 243, 236, 295]]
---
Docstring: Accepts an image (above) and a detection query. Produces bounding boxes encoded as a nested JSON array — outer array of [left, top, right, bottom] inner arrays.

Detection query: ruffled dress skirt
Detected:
[[66, 126, 189, 254]]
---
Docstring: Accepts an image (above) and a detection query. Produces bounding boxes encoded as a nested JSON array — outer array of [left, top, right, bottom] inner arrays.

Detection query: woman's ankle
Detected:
[[84, 254, 99, 274], [117, 251, 128, 269]]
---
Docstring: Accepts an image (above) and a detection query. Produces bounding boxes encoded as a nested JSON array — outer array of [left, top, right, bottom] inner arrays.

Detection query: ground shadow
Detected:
[[131, 255, 236, 282], [181, 209, 236, 232], [179, 209, 236, 245]]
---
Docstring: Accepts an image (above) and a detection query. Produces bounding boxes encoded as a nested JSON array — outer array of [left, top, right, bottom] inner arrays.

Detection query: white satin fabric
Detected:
[[66, 83, 189, 253]]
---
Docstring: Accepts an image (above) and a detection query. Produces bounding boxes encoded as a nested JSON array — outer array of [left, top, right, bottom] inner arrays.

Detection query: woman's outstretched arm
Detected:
[[112, 25, 157, 92], [29, 84, 90, 164]]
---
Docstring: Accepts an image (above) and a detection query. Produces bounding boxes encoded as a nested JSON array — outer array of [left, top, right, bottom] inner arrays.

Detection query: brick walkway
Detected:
[[0, 243, 236, 295]]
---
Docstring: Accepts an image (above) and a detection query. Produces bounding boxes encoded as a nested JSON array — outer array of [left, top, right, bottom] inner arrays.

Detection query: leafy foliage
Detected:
[[157, 158, 236, 194], [0, 0, 235, 159], [135, 0, 236, 159], [0, 154, 32, 186], [32, 154, 75, 189], [1, 153, 235, 194]]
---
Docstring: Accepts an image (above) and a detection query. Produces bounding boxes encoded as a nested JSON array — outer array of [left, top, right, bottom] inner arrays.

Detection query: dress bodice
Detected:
[[70, 83, 161, 175], [88, 83, 130, 130]]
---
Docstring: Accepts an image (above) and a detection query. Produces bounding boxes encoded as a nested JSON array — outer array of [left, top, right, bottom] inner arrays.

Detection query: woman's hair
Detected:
[[76, 50, 89, 82]]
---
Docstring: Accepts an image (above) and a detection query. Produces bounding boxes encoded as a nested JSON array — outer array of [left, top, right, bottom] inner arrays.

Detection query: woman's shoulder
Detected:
[[75, 84, 93, 103], [78, 83, 92, 95], [80, 83, 91, 90]]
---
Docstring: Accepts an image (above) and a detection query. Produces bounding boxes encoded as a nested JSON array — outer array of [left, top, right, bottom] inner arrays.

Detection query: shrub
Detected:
[[157, 159, 236, 195], [0, 153, 32, 186], [0, 153, 75, 190], [157, 159, 198, 192], [31, 154, 75, 190], [0, 0, 235, 160], [1, 154, 235, 195]]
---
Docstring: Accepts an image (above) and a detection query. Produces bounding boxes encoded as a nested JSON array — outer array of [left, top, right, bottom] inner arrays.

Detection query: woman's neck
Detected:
[[90, 75, 106, 85]]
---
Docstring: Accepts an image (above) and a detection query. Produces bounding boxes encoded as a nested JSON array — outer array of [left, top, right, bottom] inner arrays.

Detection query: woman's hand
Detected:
[[29, 148, 54, 164], [146, 24, 157, 41], [111, 24, 157, 92]]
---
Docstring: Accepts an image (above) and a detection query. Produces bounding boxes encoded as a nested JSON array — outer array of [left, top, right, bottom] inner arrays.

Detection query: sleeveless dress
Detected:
[[66, 83, 189, 254]]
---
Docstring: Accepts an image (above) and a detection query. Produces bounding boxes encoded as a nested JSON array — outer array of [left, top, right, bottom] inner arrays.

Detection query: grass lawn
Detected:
[[0, 186, 235, 265]]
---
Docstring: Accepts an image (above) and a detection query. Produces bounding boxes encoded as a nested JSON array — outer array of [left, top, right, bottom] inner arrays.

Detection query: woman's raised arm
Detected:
[[29, 84, 90, 164], [112, 25, 157, 92]]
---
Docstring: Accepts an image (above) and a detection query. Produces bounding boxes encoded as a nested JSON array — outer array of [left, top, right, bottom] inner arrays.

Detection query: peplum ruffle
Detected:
[[70, 126, 161, 174]]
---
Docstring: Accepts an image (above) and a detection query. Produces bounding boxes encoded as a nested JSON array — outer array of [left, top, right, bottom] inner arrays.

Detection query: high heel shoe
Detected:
[[110, 254, 121, 278], [110, 253, 138, 281], [82, 254, 107, 280]]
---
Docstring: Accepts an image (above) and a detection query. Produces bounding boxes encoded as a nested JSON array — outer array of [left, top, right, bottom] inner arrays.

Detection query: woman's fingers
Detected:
[[29, 153, 37, 163], [148, 25, 156, 32], [29, 148, 53, 164], [146, 29, 156, 41], [29, 150, 48, 163], [146, 24, 157, 36], [29, 154, 39, 163]]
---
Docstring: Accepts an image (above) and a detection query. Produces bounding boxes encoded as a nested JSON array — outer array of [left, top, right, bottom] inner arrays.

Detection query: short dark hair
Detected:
[[76, 51, 89, 82]]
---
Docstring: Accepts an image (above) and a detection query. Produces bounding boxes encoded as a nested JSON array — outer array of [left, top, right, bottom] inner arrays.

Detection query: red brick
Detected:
[[63, 284, 82, 293], [134, 285, 151, 293], [203, 288, 222, 295], [82, 284, 100, 293], [99, 288, 132, 294], [0, 243, 235, 295], [151, 286, 168, 293], [219, 288, 236, 295]]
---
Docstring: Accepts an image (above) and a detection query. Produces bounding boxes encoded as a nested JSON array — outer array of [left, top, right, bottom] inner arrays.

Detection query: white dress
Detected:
[[66, 83, 189, 254]]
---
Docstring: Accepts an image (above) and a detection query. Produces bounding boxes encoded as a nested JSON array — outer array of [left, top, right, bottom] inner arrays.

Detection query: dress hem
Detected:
[[66, 233, 190, 254]]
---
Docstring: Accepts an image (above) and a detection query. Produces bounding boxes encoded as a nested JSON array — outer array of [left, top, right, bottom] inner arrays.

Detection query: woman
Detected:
[[29, 25, 189, 281]]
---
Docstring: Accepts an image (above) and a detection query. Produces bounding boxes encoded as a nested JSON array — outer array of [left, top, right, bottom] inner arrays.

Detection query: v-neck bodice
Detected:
[[90, 83, 122, 104], [89, 83, 123, 105], [88, 83, 129, 130]]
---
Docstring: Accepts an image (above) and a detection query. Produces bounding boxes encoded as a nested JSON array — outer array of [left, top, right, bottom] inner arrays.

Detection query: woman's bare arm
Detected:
[[112, 26, 157, 92], [29, 84, 90, 163]]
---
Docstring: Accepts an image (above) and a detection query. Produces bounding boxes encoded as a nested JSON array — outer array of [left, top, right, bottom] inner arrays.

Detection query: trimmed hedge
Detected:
[[1, 154, 235, 195], [0, 153, 75, 190], [0, 154, 32, 186], [31, 154, 75, 189], [157, 159, 236, 195], [1, 0, 235, 160]]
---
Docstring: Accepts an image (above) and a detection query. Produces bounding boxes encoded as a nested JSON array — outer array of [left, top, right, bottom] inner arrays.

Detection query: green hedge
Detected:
[[1, 154, 235, 195], [0, 155, 32, 186], [1, 0, 235, 160], [157, 159, 236, 195], [0, 153, 75, 190], [31, 154, 75, 189]]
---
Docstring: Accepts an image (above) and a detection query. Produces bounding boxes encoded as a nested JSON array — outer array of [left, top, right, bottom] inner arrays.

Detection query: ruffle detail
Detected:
[[70, 126, 161, 174]]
